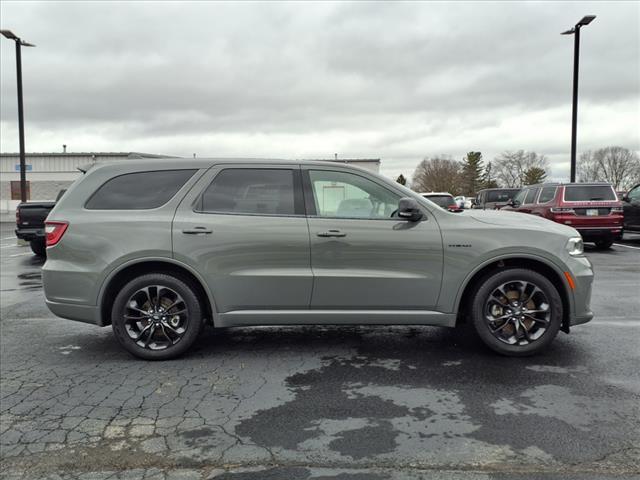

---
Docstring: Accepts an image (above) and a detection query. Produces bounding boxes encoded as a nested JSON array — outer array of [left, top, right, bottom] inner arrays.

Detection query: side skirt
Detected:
[[216, 310, 456, 328]]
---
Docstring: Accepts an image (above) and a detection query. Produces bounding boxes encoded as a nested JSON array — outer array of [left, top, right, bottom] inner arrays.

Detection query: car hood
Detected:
[[463, 210, 578, 236]]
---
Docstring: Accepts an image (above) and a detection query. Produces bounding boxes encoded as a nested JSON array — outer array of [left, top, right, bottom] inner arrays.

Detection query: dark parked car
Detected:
[[15, 190, 66, 257], [473, 188, 521, 210], [622, 184, 640, 233], [420, 192, 460, 211], [501, 182, 623, 249]]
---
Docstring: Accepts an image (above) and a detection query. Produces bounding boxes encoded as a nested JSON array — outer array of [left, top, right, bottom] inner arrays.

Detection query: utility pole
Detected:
[[561, 15, 596, 183], [1, 30, 36, 202]]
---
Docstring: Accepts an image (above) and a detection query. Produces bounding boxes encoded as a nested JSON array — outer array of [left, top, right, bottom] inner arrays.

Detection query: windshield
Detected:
[[423, 194, 454, 208], [487, 189, 520, 202], [564, 185, 616, 201]]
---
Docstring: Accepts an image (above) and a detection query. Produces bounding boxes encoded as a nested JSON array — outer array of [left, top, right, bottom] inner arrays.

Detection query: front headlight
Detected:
[[567, 237, 584, 256]]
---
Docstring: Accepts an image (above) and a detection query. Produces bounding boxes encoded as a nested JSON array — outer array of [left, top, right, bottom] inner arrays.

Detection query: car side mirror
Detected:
[[397, 197, 423, 222], [622, 194, 629, 202]]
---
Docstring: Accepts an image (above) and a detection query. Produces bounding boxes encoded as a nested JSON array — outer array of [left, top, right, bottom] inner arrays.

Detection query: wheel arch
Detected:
[[454, 255, 572, 333], [98, 258, 216, 327]]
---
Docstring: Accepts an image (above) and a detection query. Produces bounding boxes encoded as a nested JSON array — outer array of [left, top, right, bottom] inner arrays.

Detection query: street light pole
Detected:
[[562, 15, 596, 183], [1, 30, 35, 202]]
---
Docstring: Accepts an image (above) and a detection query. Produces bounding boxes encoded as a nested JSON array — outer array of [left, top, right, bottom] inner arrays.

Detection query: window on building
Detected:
[[85, 170, 196, 209], [200, 168, 297, 215], [308, 170, 399, 219]]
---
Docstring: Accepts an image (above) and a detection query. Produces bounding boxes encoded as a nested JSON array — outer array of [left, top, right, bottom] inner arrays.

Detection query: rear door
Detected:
[[173, 164, 312, 313], [302, 166, 443, 310], [534, 185, 558, 218], [519, 187, 540, 214]]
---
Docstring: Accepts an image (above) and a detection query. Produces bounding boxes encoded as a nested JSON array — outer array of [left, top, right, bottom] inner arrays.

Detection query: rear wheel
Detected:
[[471, 268, 562, 356], [111, 273, 204, 360], [30, 239, 46, 257], [594, 239, 613, 250]]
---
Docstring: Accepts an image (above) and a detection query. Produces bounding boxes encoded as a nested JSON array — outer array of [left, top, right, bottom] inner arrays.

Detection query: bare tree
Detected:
[[493, 150, 549, 188], [578, 146, 640, 190], [411, 156, 462, 194]]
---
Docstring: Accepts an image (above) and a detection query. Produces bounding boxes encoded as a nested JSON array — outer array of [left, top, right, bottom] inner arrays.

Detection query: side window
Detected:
[[200, 168, 297, 215], [513, 189, 527, 205], [628, 185, 640, 201], [308, 170, 400, 219], [85, 170, 196, 210], [538, 186, 557, 203], [524, 188, 539, 204]]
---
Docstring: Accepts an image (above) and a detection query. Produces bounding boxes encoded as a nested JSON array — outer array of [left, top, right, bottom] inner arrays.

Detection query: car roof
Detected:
[[84, 157, 367, 171], [420, 192, 453, 196], [477, 187, 520, 193], [524, 182, 614, 188]]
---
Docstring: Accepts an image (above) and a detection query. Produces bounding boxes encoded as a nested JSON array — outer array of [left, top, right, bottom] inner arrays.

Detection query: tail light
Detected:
[[15, 209, 20, 225], [550, 207, 575, 214], [45, 221, 68, 247]]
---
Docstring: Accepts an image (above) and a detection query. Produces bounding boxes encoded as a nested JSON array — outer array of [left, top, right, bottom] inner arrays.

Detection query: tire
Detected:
[[594, 239, 613, 250], [111, 273, 204, 360], [471, 268, 563, 356], [30, 239, 46, 257]]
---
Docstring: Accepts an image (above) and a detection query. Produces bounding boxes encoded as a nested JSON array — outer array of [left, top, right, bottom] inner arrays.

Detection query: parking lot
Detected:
[[1, 222, 639, 479]]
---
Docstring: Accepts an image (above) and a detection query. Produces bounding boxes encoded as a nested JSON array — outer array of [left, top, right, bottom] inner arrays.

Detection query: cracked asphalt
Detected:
[[1, 223, 639, 479]]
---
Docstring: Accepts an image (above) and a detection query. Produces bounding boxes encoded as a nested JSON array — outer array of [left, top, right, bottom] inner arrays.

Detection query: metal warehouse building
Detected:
[[0, 152, 380, 212]]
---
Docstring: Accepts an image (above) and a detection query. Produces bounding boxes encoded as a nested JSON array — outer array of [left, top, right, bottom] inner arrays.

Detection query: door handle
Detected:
[[317, 229, 346, 238], [182, 227, 213, 235]]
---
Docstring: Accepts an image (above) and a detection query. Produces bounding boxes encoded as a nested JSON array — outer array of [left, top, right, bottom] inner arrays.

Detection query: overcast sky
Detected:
[[1, 1, 639, 180]]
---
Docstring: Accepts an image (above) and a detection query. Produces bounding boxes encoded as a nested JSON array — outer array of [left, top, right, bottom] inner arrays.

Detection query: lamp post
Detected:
[[561, 15, 596, 183], [1, 30, 35, 202]]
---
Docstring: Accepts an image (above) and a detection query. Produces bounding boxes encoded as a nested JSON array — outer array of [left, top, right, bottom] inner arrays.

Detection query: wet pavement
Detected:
[[1, 223, 639, 479]]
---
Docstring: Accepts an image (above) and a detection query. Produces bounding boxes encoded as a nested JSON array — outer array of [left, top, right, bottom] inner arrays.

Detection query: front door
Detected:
[[623, 185, 640, 231], [173, 165, 312, 314], [303, 167, 443, 310]]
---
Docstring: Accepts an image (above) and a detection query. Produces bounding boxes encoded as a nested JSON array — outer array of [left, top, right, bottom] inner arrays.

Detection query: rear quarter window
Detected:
[[85, 169, 196, 210], [564, 185, 616, 202]]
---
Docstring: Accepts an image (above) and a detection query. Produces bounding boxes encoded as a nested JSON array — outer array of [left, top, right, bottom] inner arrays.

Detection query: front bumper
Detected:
[[566, 255, 594, 327]]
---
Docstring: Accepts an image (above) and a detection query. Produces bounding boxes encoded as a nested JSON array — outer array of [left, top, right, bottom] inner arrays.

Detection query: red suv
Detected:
[[502, 182, 623, 249]]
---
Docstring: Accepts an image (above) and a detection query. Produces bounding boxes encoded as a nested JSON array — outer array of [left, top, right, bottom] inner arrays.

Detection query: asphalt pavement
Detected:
[[1, 223, 639, 479]]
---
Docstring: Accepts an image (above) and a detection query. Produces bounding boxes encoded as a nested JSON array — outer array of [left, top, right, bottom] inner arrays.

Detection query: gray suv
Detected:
[[43, 159, 594, 360]]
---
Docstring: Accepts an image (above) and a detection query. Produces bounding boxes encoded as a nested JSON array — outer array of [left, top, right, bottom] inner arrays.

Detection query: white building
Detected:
[[0, 153, 381, 212]]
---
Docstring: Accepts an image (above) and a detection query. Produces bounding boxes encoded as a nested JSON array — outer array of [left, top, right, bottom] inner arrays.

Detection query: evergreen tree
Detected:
[[395, 174, 407, 185], [522, 167, 547, 185], [482, 162, 499, 188], [460, 152, 484, 195]]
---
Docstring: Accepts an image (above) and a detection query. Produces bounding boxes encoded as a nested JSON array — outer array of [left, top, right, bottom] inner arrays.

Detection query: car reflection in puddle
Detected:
[[17, 271, 42, 290]]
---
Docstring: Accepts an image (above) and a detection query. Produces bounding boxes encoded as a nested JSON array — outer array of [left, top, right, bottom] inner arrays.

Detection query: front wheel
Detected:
[[471, 268, 563, 356], [111, 273, 204, 360]]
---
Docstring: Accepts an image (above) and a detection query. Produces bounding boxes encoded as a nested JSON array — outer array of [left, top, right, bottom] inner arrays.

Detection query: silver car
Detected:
[[43, 159, 594, 360]]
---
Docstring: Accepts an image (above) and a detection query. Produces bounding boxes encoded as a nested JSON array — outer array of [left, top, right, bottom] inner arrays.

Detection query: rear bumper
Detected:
[[45, 299, 103, 326], [15, 227, 44, 242], [576, 227, 623, 241]]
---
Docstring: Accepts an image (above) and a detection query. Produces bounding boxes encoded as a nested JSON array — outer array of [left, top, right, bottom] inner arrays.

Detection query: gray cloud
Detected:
[[1, 1, 638, 180]]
